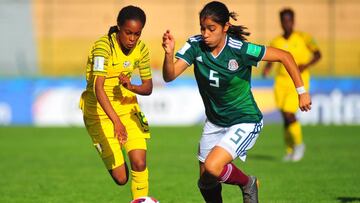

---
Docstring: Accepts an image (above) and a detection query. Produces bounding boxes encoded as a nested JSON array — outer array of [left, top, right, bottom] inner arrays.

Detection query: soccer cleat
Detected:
[[292, 143, 305, 162], [240, 175, 259, 203]]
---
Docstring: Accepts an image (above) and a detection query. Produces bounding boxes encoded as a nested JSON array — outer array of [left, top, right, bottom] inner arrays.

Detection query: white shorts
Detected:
[[198, 119, 263, 162]]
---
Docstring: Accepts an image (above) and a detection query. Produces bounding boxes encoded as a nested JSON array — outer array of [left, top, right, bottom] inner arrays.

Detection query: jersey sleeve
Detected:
[[138, 42, 152, 80], [301, 32, 320, 52], [175, 38, 197, 66], [91, 36, 111, 76], [240, 41, 266, 67]]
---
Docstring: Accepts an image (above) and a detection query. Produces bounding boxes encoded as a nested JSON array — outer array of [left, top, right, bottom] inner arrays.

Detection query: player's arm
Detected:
[[162, 30, 189, 82], [262, 46, 311, 112], [95, 76, 127, 143], [299, 34, 322, 72], [262, 62, 273, 78], [119, 75, 153, 96], [299, 50, 321, 72]]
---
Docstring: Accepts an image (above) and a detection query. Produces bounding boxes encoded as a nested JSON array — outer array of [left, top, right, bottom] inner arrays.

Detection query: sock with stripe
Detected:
[[217, 163, 249, 187]]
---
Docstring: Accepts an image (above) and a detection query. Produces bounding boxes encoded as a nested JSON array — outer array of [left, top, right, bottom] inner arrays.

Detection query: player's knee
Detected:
[[131, 160, 146, 171], [111, 170, 128, 185], [283, 112, 297, 126], [204, 160, 221, 177]]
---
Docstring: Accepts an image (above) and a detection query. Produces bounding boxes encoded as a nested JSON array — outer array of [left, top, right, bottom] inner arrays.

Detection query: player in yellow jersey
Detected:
[[263, 8, 321, 162], [79, 6, 153, 200]]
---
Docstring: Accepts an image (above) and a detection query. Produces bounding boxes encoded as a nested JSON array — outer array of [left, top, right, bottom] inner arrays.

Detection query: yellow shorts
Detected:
[[84, 112, 150, 170], [274, 76, 310, 113]]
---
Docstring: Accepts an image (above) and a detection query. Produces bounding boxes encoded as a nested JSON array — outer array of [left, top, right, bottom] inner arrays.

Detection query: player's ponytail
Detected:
[[228, 12, 250, 41], [107, 26, 118, 50], [200, 1, 250, 41]]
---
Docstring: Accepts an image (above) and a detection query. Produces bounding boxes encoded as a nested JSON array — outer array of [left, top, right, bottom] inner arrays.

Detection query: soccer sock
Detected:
[[217, 163, 249, 187], [131, 168, 148, 199], [284, 130, 294, 154], [198, 180, 223, 203], [288, 121, 303, 146]]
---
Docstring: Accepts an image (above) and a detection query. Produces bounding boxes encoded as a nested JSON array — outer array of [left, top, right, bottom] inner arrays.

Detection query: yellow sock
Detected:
[[288, 121, 303, 146], [131, 168, 149, 199], [284, 130, 294, 154]]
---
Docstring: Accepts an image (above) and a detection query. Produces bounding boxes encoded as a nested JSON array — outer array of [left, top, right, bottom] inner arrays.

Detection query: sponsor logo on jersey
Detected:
[[123, 61, 131, 68], [228, 59, 239, 71], [196, 56, 203, 63]]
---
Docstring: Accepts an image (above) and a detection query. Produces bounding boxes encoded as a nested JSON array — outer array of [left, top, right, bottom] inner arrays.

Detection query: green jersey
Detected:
[[175, 35, 266, 127]]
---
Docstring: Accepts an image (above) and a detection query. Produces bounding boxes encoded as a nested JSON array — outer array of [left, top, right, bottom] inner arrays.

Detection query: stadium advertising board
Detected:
[[0, 77, 359, 126]]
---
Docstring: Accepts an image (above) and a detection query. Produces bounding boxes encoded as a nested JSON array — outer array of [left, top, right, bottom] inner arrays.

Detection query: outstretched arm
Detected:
[[162, 30, 189, 82], [262, 47, 312, 112]]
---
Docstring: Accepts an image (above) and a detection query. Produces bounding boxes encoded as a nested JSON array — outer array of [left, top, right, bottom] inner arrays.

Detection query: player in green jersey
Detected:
[[162, 1, 312, 203]]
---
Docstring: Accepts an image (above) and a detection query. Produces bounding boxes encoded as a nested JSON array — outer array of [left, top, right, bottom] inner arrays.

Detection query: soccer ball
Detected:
[[130, 196, 159, 203]]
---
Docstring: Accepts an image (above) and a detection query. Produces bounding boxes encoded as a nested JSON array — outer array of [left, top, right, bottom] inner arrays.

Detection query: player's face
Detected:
[[118, 19, 143, 51], [200, 17, 228, 48], [281, 14, 294, 34]]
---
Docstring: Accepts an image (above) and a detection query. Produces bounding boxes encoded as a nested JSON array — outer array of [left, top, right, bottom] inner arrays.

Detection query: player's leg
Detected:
[[283, 111, 305, 161], [122, 107, 151, 199], [128, 146, 148, 199], [208, 121, 262, 203], [282, 88, 305, 161], [198, 162, 223, 203], [197, 120, 224, 203], [109, 164, 129, 185], [84, 118, 129, 185]]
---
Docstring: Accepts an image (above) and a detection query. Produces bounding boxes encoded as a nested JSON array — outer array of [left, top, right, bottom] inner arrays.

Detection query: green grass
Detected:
[[0, 124, 360, 203]]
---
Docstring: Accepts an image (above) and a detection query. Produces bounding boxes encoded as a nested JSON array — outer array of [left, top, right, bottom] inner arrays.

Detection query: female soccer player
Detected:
[[263, 8, 321, 162], [162, 1, 311, 203], [79, 5, 152, 200]]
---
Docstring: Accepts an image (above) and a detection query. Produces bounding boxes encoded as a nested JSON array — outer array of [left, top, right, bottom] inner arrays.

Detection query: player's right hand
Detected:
[[114, 120, 127, 145], [162, 30, 175, 54], [298, 92, 312, 112]]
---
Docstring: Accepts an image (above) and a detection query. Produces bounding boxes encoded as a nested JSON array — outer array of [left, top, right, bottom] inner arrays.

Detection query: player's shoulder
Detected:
[[186, 35, 203, 46], [188, 34, 203, 42], [294, 31, 312, 40], [227, 36, 244, 50], [271, 35, 284, 43], [93, 34, 111, 48], [136, 40, 148, 52]]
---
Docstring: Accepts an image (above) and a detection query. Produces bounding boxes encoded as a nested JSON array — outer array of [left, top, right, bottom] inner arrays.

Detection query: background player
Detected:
[[263, 8, 321, 162], [79, 5, 153, 200], [162, 1, 312, 202]]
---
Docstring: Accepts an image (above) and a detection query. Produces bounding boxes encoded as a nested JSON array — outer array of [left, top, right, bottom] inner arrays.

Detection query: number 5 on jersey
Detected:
[[209, 70, 219, 87]]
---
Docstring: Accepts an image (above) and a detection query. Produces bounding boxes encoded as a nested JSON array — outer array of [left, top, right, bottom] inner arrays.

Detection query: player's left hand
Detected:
[[119, 73, 133, 90], [298, 92, 312, 112]]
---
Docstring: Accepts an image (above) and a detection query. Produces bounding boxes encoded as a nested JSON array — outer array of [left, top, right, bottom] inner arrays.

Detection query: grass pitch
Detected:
[[0, 124, 359, 203]]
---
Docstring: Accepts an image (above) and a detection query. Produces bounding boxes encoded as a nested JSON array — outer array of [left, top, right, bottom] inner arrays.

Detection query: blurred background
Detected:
[[0, 0, 359, 126]]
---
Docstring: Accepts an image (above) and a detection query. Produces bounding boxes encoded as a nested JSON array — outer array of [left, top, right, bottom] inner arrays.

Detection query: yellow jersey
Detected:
[[270, 31, 319, 86], [80, 32, 151, 119]]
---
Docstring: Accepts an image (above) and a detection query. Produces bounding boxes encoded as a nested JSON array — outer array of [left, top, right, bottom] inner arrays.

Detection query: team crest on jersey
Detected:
[[228, 59, 239, 71], [123, 61, 131, 68]]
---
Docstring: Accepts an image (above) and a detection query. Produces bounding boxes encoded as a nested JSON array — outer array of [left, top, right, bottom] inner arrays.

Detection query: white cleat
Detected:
[[292, 144, 305, 162]]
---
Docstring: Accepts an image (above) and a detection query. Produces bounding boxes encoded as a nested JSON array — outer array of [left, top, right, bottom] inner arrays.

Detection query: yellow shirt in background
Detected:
[[270, 31, 319, 86], [80, 32, 151, 119]]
